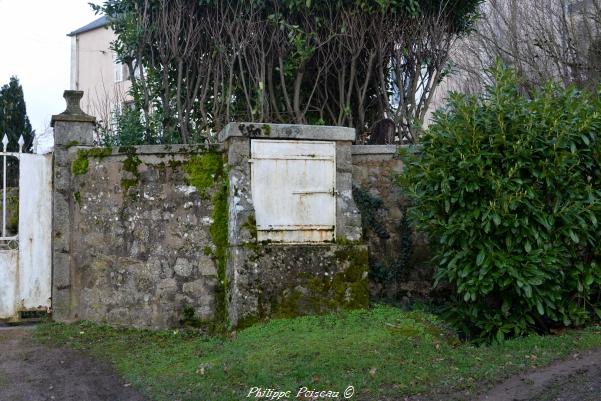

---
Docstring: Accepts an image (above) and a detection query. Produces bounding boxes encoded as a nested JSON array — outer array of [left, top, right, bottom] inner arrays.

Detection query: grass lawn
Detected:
[[35, 305, 601, 401]]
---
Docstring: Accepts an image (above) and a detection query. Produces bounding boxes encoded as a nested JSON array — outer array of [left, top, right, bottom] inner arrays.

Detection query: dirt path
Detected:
[[0, 326, 147, 401], [407, 348, 601, 401], [476, 348, 601, 401]]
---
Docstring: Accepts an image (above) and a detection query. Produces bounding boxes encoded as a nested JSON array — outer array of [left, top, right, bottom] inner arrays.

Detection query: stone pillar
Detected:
[[50, 90, 95, 322], [219, 123, 367, 328]]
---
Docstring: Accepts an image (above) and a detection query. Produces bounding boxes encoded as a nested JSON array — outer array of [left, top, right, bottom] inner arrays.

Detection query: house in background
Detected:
[[68, 16, 132, 130], [428, 0, 601, 120]]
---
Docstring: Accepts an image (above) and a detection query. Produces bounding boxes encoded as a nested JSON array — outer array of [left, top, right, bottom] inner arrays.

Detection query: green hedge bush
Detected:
[[402, 64, 601, 342]]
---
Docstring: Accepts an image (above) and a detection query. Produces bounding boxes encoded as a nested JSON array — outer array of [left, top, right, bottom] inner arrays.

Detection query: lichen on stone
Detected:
[[71, 147, 113, 176], [86, 147, 113, 158], [242, 214, 257, 240], [261, 124, 272, 136], [120, 147, 142, 192], [168, 159, 182, 169], [65, 140, 79, 149], [208, 173, 229, 333], [71, 150, 90, 176], [183, 152, 223, 197], [183, 150, 230, 333]]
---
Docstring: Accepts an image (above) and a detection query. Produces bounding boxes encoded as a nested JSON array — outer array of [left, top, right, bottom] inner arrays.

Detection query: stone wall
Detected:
[[229, 244, 369, 329], [55, 141, 224, 328], [351, 145, 432, 300]]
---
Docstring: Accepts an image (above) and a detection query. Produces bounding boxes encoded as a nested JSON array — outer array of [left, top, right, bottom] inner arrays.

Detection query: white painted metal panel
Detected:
[[18, 154, 52, 311], [251, 140, 336, 243], [0, 250, 18, 319]]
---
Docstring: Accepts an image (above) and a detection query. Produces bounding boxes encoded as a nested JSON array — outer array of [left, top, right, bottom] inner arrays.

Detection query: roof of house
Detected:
[[67, 16, 108, 37]]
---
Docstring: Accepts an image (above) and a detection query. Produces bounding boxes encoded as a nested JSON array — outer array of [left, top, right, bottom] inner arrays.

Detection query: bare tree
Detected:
[[85, 77, 129, 142], [451, 0, 601, 94], [387, 7, 458, 143]]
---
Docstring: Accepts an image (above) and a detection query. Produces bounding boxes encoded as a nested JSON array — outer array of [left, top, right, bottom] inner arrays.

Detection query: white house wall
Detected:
[[71, 26, 131, 122]]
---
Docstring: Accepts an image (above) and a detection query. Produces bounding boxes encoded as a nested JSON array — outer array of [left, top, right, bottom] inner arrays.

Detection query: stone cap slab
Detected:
[[218, 122, 355, 142], [71, 143, 223, 156], [351, 145, 399, 155], [352, 144, 421, 155]]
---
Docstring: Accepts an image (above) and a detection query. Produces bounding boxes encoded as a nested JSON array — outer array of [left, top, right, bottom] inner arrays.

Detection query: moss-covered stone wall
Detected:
[[66, 144, 226, 329], [351, 145, 433, 301], [232, 244, 369, 329]]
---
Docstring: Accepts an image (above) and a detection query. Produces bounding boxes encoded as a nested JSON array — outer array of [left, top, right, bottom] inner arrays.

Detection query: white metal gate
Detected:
[[250, 139, 336, 243], [0, 135, 52, 321]]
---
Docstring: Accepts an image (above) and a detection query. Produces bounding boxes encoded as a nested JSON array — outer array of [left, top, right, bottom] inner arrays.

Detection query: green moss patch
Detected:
[[71, 150, 90, 176], [261, 124, 272, 136], [71, 147, 113, 176], [333, 245, 370, 307], [183, 151, 229, 332], [65, 140, 79, 149], [245, 245, 369, 324], [209, 175, 229, 333], [120, 148, 142, 192], [183, 152, 223, 197], [86, 147, 113, 158]]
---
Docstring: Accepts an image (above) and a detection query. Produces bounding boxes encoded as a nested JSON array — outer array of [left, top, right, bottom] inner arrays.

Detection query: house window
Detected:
[[113, 53, 129, 83]]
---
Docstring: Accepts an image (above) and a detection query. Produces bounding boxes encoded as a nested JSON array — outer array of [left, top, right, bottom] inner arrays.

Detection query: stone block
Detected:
[[182, 279, 205, 295], [174, 257, 194, 277], [52, 252, 71, 288], [198, 254, 217, 276], [157, 278, 178, 301], [194, 306, 213, 320]]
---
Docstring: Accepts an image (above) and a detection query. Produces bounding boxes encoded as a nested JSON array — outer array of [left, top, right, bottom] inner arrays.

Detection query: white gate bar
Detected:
[[1, 134, 24, 242]]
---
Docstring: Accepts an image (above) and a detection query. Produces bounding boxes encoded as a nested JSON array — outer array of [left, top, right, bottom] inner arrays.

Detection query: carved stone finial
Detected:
[[63, 90, 85, 115], [51, 89, 96, 127]]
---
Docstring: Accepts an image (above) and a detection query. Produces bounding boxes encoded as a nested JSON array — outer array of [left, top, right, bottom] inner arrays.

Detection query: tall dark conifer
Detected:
[[0, 76, 34, 152]]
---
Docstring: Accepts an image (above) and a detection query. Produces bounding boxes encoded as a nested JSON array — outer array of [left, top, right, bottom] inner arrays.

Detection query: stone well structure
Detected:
[[51, 93, 372, 329]]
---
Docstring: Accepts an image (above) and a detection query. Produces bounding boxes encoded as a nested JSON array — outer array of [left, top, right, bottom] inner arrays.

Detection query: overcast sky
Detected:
[[0, 0, 98, 133]]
